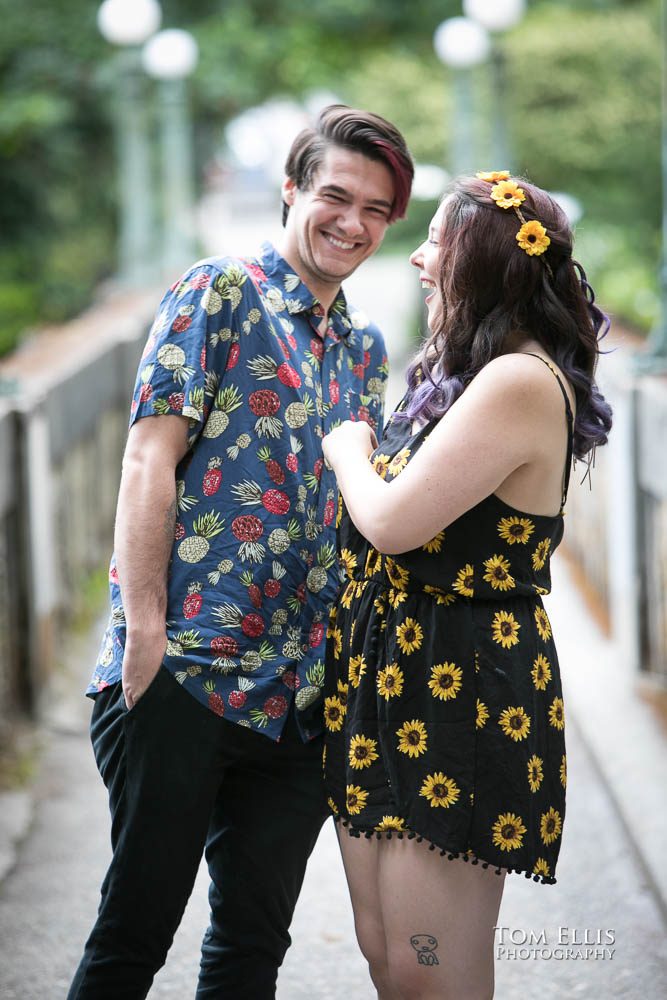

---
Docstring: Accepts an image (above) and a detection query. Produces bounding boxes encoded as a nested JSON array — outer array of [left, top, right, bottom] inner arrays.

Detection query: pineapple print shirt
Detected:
[[88, 242, 388, 741]]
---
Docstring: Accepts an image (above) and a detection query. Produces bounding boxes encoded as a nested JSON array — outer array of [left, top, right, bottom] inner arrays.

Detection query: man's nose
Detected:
[[337, 205, 365, 237]]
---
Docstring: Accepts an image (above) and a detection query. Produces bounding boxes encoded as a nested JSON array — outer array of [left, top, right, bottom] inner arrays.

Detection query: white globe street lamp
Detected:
[[97, 0, 162, 285], [463, 0, 526, 34], [97, 0, 161, 46], [433, 17, 490, 69], [463, 0, 527, 171], [433, 17, 490, 176], [224, 100, 309, 186], [142, 29, 199, 79], [143, 29, 200, 277]]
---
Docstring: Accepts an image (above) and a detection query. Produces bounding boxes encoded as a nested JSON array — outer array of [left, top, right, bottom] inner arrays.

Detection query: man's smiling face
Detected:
[[279, 144, 395, 305]]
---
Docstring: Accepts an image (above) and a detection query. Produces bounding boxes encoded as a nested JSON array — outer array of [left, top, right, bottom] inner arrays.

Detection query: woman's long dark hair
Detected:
[[399, 175, 612, 461]]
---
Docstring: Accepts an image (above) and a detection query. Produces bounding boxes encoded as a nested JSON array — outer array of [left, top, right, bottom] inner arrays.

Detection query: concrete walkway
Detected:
[[1, 199, 666, 997]]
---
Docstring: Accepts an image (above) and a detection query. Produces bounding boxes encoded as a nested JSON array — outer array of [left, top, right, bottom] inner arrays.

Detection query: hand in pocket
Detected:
[[122, 634, 168, 710]]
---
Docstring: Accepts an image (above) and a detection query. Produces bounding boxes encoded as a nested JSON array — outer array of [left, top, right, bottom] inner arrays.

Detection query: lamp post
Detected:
[[433, 17, 490, 177], [463, 0, 526, 171], [97, 0, 162, 285], [142, 29, 200, 278]]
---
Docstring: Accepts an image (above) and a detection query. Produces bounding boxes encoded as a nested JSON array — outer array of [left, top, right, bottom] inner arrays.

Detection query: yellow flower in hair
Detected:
[[516, 220, 551, 256], [490, 179, 526, 209], [476, 170, 510, 183]]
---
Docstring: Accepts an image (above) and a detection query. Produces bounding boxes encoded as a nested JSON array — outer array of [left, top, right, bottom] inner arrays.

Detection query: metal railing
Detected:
[[0, 312, 151, 743], [0, 405, 28, 741], [637, 377, 667, 683]]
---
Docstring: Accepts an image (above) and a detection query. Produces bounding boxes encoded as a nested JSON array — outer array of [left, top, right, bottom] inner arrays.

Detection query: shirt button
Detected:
[[301, 643, 308, 652]]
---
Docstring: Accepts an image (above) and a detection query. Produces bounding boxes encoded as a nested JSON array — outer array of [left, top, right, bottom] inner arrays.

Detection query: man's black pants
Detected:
[[67, 665, 328, 999]]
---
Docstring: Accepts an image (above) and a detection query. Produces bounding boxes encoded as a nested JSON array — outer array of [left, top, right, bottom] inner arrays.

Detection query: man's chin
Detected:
[[314, 250, 370, 281]]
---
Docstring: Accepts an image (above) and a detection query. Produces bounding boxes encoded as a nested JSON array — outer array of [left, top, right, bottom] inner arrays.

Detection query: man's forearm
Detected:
[[114, 454, 177, 637]]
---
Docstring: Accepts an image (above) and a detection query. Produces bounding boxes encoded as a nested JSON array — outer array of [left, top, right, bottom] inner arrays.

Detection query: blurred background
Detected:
[[0, 1, 666, 997], [0, 0, 661, 349]]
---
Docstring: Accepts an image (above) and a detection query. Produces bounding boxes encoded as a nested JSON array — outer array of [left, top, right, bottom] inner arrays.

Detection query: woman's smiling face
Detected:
[[409, 199, 447, 331]]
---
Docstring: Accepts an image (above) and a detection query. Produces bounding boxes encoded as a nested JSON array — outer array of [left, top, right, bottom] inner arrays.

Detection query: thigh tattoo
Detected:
[[410, 934, 439, 966]]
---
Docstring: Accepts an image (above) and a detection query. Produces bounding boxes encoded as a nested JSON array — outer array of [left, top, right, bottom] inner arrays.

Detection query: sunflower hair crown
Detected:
[[476, 170, 553, 273]]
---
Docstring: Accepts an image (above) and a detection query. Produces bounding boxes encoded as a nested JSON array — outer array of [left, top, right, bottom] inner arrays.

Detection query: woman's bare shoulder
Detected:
[[453, 352, 555, 412]]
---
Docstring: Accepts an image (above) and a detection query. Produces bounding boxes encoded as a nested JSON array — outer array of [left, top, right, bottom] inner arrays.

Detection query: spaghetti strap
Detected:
[[523, 352, 574, 512]]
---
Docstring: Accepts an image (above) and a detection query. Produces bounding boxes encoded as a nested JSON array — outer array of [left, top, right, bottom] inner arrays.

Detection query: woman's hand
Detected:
[[322, 420, 378, 470]]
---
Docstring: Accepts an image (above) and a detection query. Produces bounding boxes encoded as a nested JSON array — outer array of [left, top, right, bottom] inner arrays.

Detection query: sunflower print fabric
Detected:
[[324, 378, 573, 884]]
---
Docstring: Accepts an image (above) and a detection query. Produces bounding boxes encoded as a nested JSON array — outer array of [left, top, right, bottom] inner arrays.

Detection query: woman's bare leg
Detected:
[[378, 839, 505, 1000], [336, 828, 402, 999]]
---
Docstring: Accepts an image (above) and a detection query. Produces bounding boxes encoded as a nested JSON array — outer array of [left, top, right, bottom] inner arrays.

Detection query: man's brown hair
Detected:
[[283, 105, 414, 225]]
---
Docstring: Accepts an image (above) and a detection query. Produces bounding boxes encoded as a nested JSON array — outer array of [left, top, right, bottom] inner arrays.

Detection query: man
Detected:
[[68, 105, 413, 999]]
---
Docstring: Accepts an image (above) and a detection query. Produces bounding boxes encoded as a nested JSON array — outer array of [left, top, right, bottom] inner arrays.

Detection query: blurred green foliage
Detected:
[[0, 0, 660, 356], [506, 2, 661, 330], [0, 0, 117, 352]]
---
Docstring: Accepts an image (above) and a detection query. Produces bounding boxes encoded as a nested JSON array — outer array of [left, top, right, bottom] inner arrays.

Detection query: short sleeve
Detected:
[[129, 264, 230, 444]]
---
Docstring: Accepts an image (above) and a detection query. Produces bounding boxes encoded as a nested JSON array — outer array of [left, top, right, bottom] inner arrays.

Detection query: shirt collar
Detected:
[[258, 241, 352, 340]]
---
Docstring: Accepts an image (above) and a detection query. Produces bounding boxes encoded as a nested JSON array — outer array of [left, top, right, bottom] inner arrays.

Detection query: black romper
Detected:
[[324, 356, 573, 884]]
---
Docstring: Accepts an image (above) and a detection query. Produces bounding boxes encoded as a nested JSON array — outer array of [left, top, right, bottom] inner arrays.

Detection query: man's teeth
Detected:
[[326, 235, 355, 250]]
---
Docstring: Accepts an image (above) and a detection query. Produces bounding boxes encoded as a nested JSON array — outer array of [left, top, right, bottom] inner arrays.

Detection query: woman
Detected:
[[321, 172, 612, 1000]]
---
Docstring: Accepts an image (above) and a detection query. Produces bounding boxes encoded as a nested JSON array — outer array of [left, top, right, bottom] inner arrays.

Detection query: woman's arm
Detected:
[[323, 354, 556, 555]]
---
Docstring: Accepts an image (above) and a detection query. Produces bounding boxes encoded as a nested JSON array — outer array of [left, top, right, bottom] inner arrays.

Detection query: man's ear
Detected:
[[281, 176, 297, 207]]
